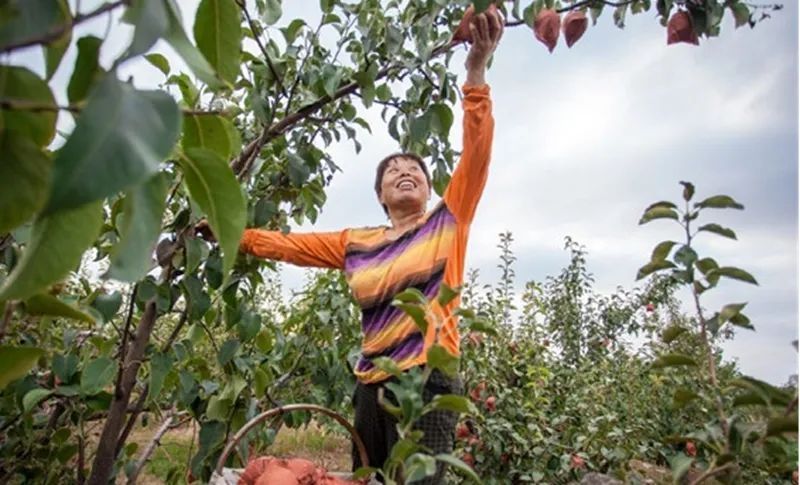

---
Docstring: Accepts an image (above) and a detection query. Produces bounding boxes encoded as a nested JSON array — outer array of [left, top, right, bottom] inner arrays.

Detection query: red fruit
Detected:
[[453, 4, 499, 44], [285, 458, 316, 480], [461, 452, 475, 468], [562, 10, 588, 48], [469, 381, 487, 401], [685, 441, 697, 457], [646, 303, 655, 312], [792, 469, 798, 485], [667, 11, 699, 46], [485, 395, 497, 412], [456, 423, 471, 440], [533, 9, 560, 53], [570, 454, 586, 469], [468, 436, 481, 448], [500, 453, 510, 464], [467, 331, 484, 346]]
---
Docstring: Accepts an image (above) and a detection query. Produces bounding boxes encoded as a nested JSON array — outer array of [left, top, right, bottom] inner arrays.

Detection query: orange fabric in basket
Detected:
[[239, 456, 362, 485]]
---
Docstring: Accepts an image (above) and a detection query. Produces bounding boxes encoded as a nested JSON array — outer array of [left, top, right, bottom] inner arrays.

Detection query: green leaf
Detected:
[[729, 312, 754, 330], [0, 132, 51, 233], [107, 172, 169, 282], [434, 454, 481, 483], [673, 245, 698, 267], [44, 0, 72, 80], [53, 354, 78, 383], [23, 388, 53, 412], [426, 344, 459, 377], [45, 75, 180, 214], [679, 181, 694, 201], [394, 287, 428, 305], [182, 114, 241, 160], [148, 352, 173, 403], [0, 65, 57, 146], [217, 338, 239, 366], [393, 303, 428, 335], [732, 391, 768, 407], [80, 357, 116, 395], [767, 415, 797, 436], [0, 201, 103, 301], [372, 357, 402, 377], [695, 257, 719, 275], [636, 260, 675, 280], [672, 388, 698, 408], [428, 103, 454, 136], [668, 453, 694, 482], [164, 0, 224, 88], [24, 293, 95, 323], [0, 0, 67, 54], [639, 206, 679, 225], [661, 325, 687, 344], [0, 346, 43, 390], [426, 394, 477, 415], [179, 148, 246, 281], [194, 0, 242, 85], [436, 283, 459, 307], [120, 0, 170, 60], [67, 36, 104, 104], [694, 195, 744, 210], [286, 152, 310, 187], [650, 240, 677, 262], [698, 223, 737, 240], [410, 114, 430, 145], [643, 200, 678, 212], [263, 0, 282, 25], [718, 302, 746, 325], [730, 2, 750, 28], [144, 53, 171, 76], [715, 266, 758, 285], [91, 291, 123, 322], [190, 420, 226, 476], [404, 453, 437, 482], [652, 353, 697, 368]]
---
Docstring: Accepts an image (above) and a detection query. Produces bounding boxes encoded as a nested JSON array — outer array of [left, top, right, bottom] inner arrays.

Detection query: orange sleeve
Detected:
[[442, 83, 494, 225], [239, 228, 348, 269]]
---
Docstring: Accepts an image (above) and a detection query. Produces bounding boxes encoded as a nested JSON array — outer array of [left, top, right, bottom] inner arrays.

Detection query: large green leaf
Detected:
[[428, 103, 454, 136], [697, 223, 737, 240], [120, 0, 170, 60], [636, 260, 675, 280], [182, 114, 241, 160], [43, 0, 72, 80], [434, 454, 481, 483], [194, 0, 242, 85], [148, 352, 174, 404], [178, 148, 246, 280], [262, 0, 283, 25], [652, 353, 697, 368], [650, 240, 677, 262], [0, 201, 103, 301], [80, 357, 116, 395], [713, 266, 758, 285], [107, 172, 169, 282], [425, 394, 477, 415], [24, 293, 95, 323], [45, 75, 180, 214], [0, 66, 57, 146], [0, 133, 51, 233], [694, 195, 744, 210], [0, 0, 66, 53], [164, 0, 224, 88], [0, 346, 44, 390], [22, 387, 53, 412], [66, 36, 104, 104], [427, 344, 459, 377], [639, 206, 679, 225]]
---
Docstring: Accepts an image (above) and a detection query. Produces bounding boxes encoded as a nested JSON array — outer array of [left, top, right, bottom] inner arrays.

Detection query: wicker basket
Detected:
[[210, 403, 374, 484]]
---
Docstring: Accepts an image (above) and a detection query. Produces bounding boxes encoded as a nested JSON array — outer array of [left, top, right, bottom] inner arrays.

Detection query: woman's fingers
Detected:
[[476, 12, 489, 43]]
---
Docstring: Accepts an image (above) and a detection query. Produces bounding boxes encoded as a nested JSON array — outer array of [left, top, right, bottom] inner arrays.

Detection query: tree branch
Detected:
[[689, 462, 737, 485], [126, 411, 188, 484], [0, 0, 130, 54], [236, 0, 287, 97]]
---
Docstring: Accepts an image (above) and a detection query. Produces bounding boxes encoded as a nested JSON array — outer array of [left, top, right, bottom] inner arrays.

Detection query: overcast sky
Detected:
[[10, 1, 798, 385]]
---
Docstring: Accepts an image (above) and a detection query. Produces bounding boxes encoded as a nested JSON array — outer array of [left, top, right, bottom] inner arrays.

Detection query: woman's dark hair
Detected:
[[374, 152, 431, 215]]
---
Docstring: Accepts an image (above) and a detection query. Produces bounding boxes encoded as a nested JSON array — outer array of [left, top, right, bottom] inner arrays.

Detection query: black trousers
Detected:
[[351, 369, 464, 484]]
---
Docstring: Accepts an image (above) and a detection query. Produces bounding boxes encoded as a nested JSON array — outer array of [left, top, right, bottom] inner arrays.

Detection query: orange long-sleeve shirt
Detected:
[[240, 84, 494, 383]]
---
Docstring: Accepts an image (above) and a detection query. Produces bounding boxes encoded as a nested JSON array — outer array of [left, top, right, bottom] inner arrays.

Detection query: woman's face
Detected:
[[379, 157, 430, 213]]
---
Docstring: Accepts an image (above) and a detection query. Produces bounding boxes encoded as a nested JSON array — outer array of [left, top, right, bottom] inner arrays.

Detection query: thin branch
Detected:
[[0, 0, 130, 54], [115, 284, 139, 396], [126, 411, 188, 484], [0, 300, 15, 342], [688, 462, 737, 485], [236, 0, 287, 97]]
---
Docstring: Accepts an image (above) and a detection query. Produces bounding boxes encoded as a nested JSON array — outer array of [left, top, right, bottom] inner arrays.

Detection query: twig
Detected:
[[0, 0, 130, 54], [236, 0, 286, 97], [115, 284, 139, 396], [126, 411, 188, 484], [688, 462, 737, 485], [0, 300, 15, 342]]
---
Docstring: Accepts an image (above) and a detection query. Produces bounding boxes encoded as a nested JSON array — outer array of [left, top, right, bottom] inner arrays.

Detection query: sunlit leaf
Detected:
[[652, 353, 697, 368], [698, 223, 737, 240], [0, 133, 51, 233], [0, 65, 56, 146], [694, 195, 744, 210], [639, 206, 679, 225], [80, 357, 116, 395], [24, 293, 95, 323], [194, 0, 242, 84], [0, 346, 44, 390]]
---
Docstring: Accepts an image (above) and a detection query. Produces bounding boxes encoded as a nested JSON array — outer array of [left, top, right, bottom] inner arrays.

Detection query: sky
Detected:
[[8, 1, 798, 385]]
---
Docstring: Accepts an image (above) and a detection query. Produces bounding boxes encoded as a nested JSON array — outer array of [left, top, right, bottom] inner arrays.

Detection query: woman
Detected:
[[233, 9, 502, 482]]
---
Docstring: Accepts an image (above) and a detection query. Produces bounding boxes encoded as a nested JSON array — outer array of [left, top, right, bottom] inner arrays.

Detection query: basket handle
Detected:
[[214, 403, 369, 475]]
